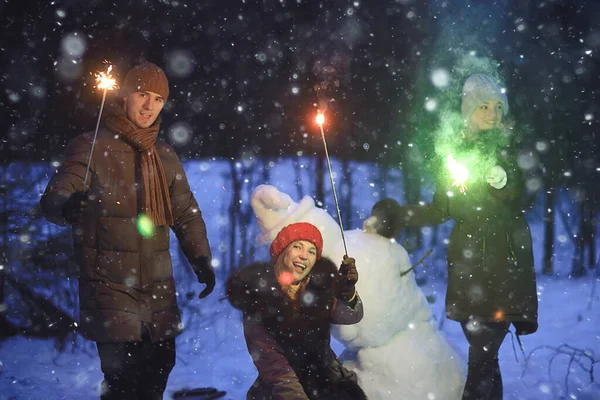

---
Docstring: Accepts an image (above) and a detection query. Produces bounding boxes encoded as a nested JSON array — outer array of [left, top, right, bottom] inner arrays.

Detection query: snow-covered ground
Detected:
[[1, 272, 598, 400], [1, 159, 599, 399]]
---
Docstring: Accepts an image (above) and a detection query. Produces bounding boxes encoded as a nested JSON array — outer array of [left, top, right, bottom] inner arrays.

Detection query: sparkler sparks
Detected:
[[83, 63, 118, 190], [447, 154, 469, 193], [315, 112, 325, 126], [95, 65, 118, 91]]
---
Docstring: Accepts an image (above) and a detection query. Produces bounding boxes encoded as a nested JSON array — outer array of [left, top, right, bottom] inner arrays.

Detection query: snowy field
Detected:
[[1, 159, 599, 399], [1, 273, 598, 400]]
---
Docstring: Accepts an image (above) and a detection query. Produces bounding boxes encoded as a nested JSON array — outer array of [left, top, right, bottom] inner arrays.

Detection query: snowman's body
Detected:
[[250, 185, 466, 400], [329, 231, 465, 400]]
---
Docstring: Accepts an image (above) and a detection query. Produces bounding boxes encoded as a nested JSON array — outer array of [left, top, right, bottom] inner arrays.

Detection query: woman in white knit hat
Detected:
[[364, 74, 538, 399]]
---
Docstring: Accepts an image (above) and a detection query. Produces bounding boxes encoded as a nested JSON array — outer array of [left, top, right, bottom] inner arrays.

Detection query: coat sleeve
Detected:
[[226, 263, 279, 314], [331, 293, 363, 325], [39, 135, 90, 226], [243, 317, 309, 400], [455, 150, 529, 222], [226, 267, 258, 313], [168, 150, 212, 262], [397, 188, 451, 228]]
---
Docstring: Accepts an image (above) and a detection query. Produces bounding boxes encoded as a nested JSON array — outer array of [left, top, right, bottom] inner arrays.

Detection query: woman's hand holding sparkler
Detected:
[[486, 165, 507, 189], [334, 255, 358, 301]]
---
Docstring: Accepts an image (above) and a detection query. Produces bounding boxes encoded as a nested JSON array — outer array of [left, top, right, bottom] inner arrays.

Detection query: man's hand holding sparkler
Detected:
[[62, 191, 87, 224]]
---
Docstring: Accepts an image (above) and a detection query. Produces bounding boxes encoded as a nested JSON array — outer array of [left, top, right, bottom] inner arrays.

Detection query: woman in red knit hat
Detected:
[[227, 222, 367, 400]]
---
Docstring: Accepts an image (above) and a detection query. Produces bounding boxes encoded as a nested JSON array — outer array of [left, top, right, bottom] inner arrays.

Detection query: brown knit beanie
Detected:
[[121, 62, 169, 100]]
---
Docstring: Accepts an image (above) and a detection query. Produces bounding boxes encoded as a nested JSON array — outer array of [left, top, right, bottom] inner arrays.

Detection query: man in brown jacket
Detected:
[[40, 62, 214, 399]]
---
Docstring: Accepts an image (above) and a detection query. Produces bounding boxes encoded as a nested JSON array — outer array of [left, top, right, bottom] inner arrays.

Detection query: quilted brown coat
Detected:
[[40, 127, 211, 342]]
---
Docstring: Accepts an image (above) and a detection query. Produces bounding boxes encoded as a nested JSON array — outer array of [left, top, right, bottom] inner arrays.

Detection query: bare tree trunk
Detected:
[[378, 164, 389, 200], [315, 155, 325, 206], [0, 179, 12, 336], [589, 197, 596, 270], [543, 189, 555, 275], [583, 191, 595, 270], [238, 166, 254, 268], [342, 158, 352, 229], [294, 160, 304, 201], [248, 158, 272, 262], [571, 199, 587, 277], [0, 178, 6, 306], [0, 165, 17, 338], [402, 156, 422, 252], [228, 159, 241, 274]]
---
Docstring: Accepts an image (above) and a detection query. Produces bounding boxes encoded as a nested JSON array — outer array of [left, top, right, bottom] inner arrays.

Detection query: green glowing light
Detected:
[[137, 214, 155, 238], [447, 154, 469, 193]]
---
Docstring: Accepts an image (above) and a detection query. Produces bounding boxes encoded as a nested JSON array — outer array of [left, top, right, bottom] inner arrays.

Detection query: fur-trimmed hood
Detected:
[[227, 257, 368, 400], [226, 257, 338, 316]]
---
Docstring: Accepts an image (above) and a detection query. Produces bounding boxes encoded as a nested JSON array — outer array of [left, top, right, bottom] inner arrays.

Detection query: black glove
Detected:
[[333, 255, 358, 301], [192, 256, 215, 299], [62, 191, 87, 224]]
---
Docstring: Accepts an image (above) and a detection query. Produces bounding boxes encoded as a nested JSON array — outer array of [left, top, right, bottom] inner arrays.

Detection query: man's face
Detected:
[[123, 91, 165, 128]]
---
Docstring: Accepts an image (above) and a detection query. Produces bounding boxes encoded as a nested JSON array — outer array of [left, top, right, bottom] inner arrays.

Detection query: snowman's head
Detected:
[[250, 185, 433, 349], [250, 184, 341, 254]]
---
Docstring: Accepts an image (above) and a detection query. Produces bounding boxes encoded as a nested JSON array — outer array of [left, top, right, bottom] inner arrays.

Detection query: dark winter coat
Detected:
[[375, 147, 538, 335], [40, 127, 211, 342], [226, 258, 367, 400]]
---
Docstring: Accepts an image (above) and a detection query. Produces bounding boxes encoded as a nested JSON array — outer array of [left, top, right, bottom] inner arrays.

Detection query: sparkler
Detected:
[[315, 110, 348, 256], [447, 154, 469, 193], [83, 64, 118, 190]]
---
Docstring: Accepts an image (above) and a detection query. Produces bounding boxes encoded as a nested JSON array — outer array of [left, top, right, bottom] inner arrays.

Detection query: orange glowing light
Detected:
[[278, 272, 295, 287], [494, 310, 504, 321], [316, 112, 325, 126], [95, 65, 118, 91]]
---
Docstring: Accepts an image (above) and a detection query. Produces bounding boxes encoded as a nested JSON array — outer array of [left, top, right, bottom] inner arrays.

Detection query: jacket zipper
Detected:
[[482, 234, 486, 271], [506, 232, 517, 266], [136, 151, 146, 336], [137, 150, 144, 289]]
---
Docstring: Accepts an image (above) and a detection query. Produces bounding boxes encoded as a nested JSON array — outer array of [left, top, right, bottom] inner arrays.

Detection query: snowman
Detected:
[[250, 184, 466, 400]]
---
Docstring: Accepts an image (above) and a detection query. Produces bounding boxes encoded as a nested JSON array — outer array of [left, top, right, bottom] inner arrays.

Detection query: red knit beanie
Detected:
[[122, 62, 170, 100], [269, 222, 323, 262]]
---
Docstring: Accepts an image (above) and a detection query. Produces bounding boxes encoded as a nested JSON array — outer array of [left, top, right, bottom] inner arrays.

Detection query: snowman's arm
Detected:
[[331, 293, 363, 325], [243, 318, 309, 399]]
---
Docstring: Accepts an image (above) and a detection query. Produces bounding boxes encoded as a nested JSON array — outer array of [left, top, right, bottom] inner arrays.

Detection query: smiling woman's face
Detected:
[[468, 100, 504, 133], [279, 240, 317, 284]]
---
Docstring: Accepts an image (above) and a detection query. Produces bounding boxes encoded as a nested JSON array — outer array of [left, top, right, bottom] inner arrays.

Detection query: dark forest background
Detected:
[[0, 0, 599, 347]]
